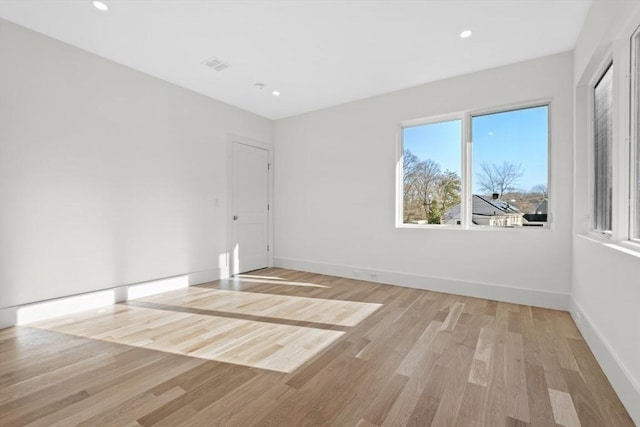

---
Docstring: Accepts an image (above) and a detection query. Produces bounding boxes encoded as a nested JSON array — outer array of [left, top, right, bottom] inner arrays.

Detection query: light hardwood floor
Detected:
[[0, 268, 634, 426]]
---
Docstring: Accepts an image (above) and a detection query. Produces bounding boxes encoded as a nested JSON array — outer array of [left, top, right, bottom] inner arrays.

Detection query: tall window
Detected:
[[593, 63, 613, 232], [472, 106, 549, 227], [402, 120, 461, 225], [632, 28, 640, 240], [399, 103, 550, 228]]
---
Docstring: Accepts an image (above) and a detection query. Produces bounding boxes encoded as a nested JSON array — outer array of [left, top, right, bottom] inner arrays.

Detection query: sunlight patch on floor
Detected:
[[234, 274, 288, 280], [135, 287, 382, 327], [228, 276, 330, 288], [29, 305, 345, 373]]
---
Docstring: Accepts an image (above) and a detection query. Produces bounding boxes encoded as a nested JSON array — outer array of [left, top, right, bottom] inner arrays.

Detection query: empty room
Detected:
[[1, 1, 639, 426]]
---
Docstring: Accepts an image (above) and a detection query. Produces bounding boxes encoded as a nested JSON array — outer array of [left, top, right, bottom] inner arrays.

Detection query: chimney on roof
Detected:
[[492, 193, 499, 200]]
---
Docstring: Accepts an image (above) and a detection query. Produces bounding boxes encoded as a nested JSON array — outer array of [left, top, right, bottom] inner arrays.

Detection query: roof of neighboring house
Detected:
[[535, 199, 548, 214], [444, 194, 522, 221]]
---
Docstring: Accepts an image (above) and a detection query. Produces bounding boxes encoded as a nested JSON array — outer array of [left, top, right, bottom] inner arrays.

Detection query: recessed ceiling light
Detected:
[[460, 30, 472, 39], [272, 91, 280, 96], [93, 1, 108, 11]]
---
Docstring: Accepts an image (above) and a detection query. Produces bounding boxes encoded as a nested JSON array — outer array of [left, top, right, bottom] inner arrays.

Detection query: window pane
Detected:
[[402, 120, 461, 225], [594, 64, 613, 232], [633, 29, 640, 239], [471, 105, 549, 228]]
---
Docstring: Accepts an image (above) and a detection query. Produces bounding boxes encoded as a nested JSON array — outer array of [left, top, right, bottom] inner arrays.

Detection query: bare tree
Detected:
[[415, 159, 441, 218], [437, 170, 461, 215], [477, 161, 524, 198], [530, 184, 548, 198], [403, 150, 461, 223], [403, 150, 421, 199]]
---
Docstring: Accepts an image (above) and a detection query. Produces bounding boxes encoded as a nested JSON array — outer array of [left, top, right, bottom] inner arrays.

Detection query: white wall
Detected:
[[0, 19, 272, 311], [571, 1, 640, 424], [274, 52, 574, 308]]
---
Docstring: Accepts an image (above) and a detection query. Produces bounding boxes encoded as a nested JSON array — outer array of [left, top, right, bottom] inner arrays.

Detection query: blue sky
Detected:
[[403, 105, 548, 193]]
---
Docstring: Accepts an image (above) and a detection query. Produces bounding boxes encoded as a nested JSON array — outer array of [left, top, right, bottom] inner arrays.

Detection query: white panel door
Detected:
[[231, 141, 269, 274]]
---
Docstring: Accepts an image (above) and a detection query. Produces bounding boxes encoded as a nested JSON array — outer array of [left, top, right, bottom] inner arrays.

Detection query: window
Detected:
[[402, 119, 461, 225], [399, 103, 550, 228], [578, 22, 640, 244], [632, 27, 640, 240], [593, 63, 614, 233], [472, 106, 549, 227]]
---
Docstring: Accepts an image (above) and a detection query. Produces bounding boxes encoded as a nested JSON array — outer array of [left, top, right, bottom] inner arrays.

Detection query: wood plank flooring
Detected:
[[26, 304, 346, 373], [0, 268, 634, 426]]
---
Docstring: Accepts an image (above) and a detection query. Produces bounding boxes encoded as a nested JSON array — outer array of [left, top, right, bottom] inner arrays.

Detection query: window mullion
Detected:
[[462, 113, 473, 229]]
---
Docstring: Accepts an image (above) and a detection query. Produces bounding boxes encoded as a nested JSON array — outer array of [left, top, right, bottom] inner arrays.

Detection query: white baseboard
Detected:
[[0, 268, 221, 330], [274, 257, 570, 310], [187, 268, 221, 285], [569, 299, 640, 426]]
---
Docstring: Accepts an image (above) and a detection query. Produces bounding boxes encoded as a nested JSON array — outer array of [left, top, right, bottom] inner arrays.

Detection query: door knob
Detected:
[[233, 215, 238, 220]]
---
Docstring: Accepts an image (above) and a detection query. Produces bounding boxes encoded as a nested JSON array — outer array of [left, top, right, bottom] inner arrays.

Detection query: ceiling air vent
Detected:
[[202, 56, 231, 72]]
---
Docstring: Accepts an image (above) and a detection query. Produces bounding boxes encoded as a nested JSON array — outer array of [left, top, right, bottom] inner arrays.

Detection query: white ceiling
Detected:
[[0, 0, 592, 120]]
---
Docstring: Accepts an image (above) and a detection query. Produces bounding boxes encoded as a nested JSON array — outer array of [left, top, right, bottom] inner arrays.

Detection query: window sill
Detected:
[[396, 224, 551, 231], [617, 240, 640, 257], [577, 233, 640, 258], [396, 224, 462, 230], [581, 230, 613, 243]]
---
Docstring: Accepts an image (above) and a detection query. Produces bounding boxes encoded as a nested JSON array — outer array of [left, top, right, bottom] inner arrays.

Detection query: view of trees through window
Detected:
[[402, 119, 461, 225], [401, 105, 549, 227]]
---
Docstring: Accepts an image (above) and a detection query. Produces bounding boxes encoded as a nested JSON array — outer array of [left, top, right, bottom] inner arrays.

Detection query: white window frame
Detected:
[[396, 99, 552, 231], [396, 112, 464, 229], [583, 14, 640, 251], [630, 25, 640, 243]]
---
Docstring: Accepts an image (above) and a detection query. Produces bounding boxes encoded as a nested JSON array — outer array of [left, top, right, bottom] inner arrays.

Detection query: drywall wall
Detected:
[[273, 52, 574, 308], [0, 19, 272, 310], [571, 1, 640, 424], [571, 238, 640, 425]]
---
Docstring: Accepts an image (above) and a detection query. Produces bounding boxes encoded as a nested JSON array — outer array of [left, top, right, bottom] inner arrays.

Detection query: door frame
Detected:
[[226, 134, 274, 277]]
